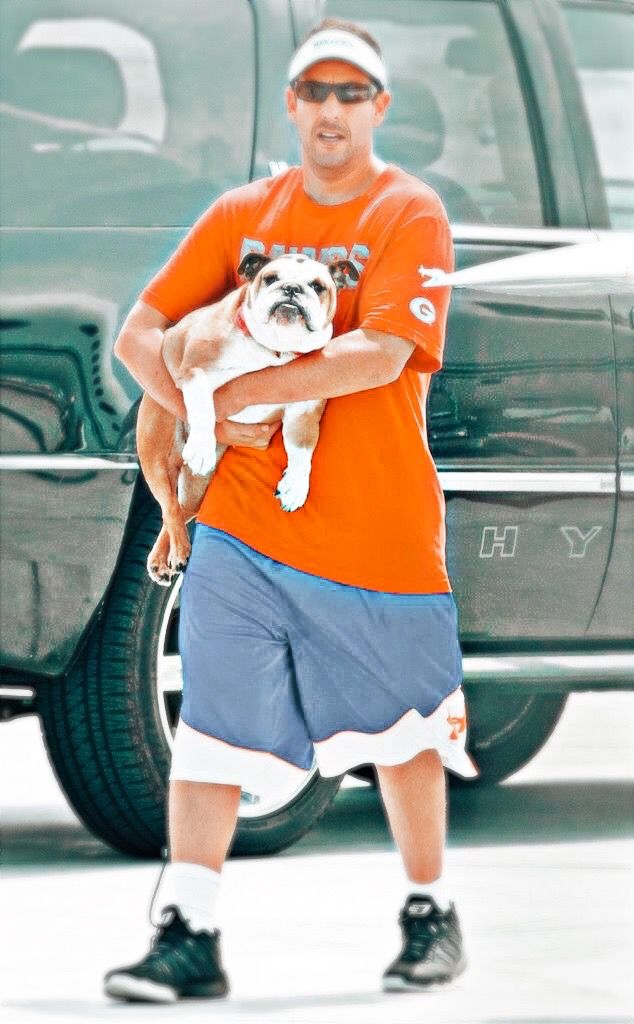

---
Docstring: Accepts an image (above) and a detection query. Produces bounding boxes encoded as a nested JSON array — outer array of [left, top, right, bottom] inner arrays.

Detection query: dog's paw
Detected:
[[168, 536, 191, 574], [275, 466, 310, 512], [147, 556, 176, 587], [147, 534, 173, 586], [182, 433, 217, 476]]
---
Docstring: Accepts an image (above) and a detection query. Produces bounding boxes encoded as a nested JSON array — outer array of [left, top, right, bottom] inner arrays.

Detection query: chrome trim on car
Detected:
[[0, 455, 139, 470], [0, 458, 619, 493], [451, 226, 599, 247], [462, 652, 634, 687], [620, 471, 634, 493], [437, 470, 616, 493], [0, 686, 35, 698]]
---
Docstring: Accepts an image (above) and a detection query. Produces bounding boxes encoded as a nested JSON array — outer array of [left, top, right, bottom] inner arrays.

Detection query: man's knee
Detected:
[[376, 747, 444, 780]]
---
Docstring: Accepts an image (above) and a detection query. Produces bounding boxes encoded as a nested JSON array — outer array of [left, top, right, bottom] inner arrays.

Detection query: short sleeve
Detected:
[[357, 200, 454, 374], [138, 194, 233, 323]]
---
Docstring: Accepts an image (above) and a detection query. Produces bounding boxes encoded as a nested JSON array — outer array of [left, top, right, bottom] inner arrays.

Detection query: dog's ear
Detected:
[[327, 258, 360, 291], [237, 252, 272, 282]]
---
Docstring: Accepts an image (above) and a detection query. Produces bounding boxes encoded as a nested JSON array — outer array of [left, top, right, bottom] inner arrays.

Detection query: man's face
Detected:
[[286, 60, 391, 171]]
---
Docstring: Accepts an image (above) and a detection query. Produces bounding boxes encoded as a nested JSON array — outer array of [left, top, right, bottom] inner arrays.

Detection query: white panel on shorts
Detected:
[[314, 687, 480, 779], [169, 717, 313, 799]]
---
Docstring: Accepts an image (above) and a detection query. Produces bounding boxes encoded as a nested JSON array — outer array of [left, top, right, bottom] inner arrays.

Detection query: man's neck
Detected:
[[301, 155, 387, 206]]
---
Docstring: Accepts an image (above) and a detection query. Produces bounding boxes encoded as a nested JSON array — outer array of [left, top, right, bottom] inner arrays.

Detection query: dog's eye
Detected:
[[263, 273, 279, 286], [309, 280, 326, 294]]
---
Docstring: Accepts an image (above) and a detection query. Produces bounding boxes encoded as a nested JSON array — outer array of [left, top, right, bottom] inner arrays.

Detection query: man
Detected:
[[104, 17, 479, 1003]]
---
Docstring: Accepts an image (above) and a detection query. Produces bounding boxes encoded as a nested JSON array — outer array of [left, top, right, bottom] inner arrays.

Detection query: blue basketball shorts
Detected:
[[170, 525, 479, 798]]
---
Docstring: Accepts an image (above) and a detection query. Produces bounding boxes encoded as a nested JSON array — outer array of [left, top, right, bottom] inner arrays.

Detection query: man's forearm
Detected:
[[216, 329, 400, 420], [115, 328, 186, 421]]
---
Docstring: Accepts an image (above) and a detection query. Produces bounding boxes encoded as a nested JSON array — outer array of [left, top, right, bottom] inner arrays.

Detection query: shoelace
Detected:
[[147, 912, 186, 957], [399, 911, 446, 962]]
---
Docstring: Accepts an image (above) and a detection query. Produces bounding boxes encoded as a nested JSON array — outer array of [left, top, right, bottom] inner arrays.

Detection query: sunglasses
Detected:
[[293, 80, 380, 104]]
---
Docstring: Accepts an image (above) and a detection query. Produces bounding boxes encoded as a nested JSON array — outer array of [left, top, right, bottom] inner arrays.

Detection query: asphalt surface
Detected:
[[1, 692, 633, 1024]]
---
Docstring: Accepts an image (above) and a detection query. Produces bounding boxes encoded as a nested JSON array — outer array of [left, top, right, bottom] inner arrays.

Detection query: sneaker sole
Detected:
[[104, 974, 178, 1003], [104, 973, 228, 1003], [382, 956, 467, 993]]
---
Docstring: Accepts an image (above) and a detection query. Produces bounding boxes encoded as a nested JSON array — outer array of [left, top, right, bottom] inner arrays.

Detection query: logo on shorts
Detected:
[[447, 714, 466, 740], [409, 296, 436, 325]]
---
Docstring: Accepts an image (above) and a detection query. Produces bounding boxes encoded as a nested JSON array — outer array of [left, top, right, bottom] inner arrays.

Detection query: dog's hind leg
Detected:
[[150, 451, 198, 585], [137, 393, 191, 585], [144, 467, 191, 586], [146, 526, 174, 586], [148, 442, 227, 585], [177, 451, 224, 521], [171, 442, 228, 553]]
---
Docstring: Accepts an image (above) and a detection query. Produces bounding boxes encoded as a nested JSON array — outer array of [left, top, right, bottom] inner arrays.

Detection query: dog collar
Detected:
[[235, 305, 251, 337]]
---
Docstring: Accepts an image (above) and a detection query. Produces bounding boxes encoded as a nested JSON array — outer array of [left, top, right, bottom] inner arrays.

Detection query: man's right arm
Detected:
[[114, 299, 186, 421]]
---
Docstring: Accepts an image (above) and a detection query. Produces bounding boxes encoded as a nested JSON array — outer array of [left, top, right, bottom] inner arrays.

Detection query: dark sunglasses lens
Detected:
[[294, 81, 376, 103], [338, 84, 375, 102], [295, 81, 329, 102]]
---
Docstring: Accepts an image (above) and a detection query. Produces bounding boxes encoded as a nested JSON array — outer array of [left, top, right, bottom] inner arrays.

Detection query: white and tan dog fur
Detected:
[[137, 252, 357, 585]]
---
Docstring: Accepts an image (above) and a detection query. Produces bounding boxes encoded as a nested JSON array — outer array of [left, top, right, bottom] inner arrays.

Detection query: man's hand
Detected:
[[213, 375, 252, 423], [215, 418, 282, 449], [212, 376, 281, 448]]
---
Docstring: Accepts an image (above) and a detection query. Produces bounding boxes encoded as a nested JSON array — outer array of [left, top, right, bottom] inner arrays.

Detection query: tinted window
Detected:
[[324, 0, 543, 225], [0, 2, 255, 226], [562, 2, 634, 229]]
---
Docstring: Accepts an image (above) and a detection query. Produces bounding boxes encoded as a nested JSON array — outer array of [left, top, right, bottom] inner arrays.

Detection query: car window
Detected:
[[324, 0, 543, 225], [0, 1, 255, 227], [561, 2, 634, 230]]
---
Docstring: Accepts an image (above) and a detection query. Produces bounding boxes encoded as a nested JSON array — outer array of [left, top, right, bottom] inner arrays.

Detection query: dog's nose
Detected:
[[281, 283, 302, 297]]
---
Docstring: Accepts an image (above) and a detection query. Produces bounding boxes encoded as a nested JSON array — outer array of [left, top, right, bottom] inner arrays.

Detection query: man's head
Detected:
[[286, 18, 391, 172]]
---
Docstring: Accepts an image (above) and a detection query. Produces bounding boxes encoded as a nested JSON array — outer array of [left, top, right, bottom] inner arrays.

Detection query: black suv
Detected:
[[1, 0, 632, 857]]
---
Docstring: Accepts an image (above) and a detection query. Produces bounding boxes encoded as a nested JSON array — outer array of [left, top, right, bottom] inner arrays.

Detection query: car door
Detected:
[[557, 0, 634, 639], [321, 0, 618, 640], [0, 0, 259, 674]]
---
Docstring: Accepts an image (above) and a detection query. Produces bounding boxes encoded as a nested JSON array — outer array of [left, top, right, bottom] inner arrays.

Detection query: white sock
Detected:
[[404, 873, 452, 913], [151, 861, 222, 934]]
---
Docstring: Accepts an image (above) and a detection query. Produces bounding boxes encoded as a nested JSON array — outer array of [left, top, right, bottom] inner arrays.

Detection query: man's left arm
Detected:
[[214, 328, 414, 421]]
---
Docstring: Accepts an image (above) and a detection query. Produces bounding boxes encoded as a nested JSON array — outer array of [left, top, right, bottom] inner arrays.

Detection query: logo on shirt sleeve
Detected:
[[417, 264, 446, 287], [409, 296, 437, 324]]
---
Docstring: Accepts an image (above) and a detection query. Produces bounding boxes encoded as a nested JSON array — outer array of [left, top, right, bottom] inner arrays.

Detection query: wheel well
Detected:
[[58, 470, 156, 680]]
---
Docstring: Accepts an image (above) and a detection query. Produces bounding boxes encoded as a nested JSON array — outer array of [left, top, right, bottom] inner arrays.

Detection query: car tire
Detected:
[[450, 686, 569, 786], [37, 490, 342, 858]]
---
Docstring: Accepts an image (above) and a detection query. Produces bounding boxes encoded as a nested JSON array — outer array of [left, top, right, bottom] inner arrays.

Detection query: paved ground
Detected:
[[1, 692, 633, 1023]]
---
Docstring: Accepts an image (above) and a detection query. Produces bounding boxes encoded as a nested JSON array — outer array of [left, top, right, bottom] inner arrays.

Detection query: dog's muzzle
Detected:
[[270, 299, 307, 323]]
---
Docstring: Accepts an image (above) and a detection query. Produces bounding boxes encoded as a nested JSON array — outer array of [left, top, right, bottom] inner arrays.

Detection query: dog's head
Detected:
[[237, 252, 358, 354]]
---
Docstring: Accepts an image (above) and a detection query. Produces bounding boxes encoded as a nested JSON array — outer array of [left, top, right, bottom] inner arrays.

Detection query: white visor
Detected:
[[288, 30, 387, 90]]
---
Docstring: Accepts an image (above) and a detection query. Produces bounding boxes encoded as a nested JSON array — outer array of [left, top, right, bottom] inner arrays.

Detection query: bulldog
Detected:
[[137, 251, 358, 585]]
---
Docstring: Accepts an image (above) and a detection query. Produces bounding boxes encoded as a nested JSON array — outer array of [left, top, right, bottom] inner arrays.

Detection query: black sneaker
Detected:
[[382, 895, 467, 992], [103, 905, 229, 1003]]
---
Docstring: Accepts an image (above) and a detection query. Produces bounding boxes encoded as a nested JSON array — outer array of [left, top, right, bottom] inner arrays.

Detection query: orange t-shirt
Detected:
[[139, 164, 454, 593]]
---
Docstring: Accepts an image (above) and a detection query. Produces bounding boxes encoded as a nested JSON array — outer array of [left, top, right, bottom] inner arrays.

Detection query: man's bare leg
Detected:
[[375, 748, 446, 884], [147, 780, 242, 933], [168, 780, 241, 870], [377, 749, 467, 990]]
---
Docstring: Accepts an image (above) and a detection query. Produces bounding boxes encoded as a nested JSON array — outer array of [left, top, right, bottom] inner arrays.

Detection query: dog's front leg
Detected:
[[180, 368, 234, 476], [276, 399, 327, 512]]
